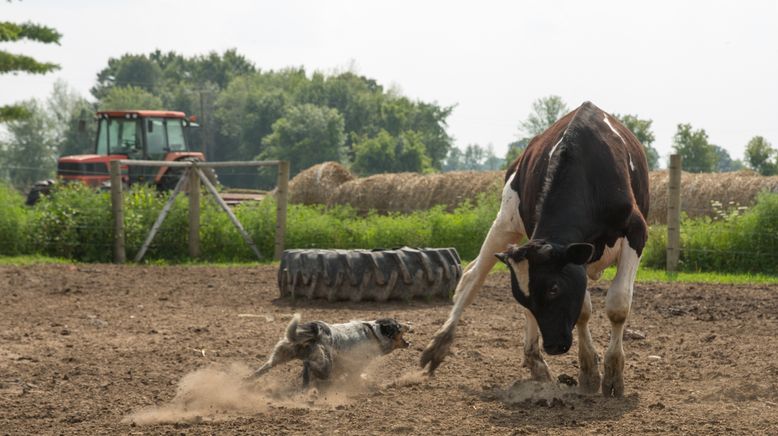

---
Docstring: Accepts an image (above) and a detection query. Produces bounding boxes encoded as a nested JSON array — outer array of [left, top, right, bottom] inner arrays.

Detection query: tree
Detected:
[[519, 95, 569, 137], [0, 100, 57, 189], [0, 19, 62, 121], [712, 145, 744, 173], [46, 80, 95, 156], [98, 86, 164, 111], [351, 130, 431, 176], [615, 114, 660, 170], [504, 138, 529, 169], [744, 136, 776, 176], [260, 104, 346, 176], [442, 147, 463, 172], [671, 123, 716, 173]]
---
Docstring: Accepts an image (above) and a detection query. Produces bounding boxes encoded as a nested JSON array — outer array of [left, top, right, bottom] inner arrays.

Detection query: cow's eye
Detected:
[[547, 284, 561, 299]]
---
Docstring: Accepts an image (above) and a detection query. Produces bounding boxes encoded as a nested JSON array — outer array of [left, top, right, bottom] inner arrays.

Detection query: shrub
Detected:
[[0, 183, 29, 255]]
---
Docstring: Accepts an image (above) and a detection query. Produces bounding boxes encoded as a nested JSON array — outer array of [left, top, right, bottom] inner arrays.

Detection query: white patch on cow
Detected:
[[548, 137, 563, 158], [586, 238, 624, 281], [497, 172, 525, 233], [629, 152, 636, 172], [603, 115, 625, 144], [507, 258, 530, 298]]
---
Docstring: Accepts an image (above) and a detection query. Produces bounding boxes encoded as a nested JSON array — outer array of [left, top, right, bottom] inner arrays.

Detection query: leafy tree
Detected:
[[744, 136, 776, 176], [519, 95, 569, 137], [260, 104, 345, 175], [46, 80, 95, 156], [615, 114, 660, 170], [352, 130, 431, 175], [0, 19, 61, 121], [98, 86, 164, 111], [712, 145, 744, 173], [671, 123, 716, 173], [504, 138, 530, 168], [0, 100, 57, 188], [442, 147, 463, 172]]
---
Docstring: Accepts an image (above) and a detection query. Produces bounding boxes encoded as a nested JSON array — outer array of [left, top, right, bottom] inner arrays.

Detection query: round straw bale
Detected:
[[288, 161, 354, 205]]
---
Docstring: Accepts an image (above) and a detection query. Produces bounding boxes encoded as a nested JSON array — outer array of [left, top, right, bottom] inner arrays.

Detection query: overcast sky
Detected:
[[3, 0, 777, 166]]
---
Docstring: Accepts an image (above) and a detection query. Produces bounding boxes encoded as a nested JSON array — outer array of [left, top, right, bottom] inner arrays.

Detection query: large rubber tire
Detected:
[[278, 247, 462, 302]]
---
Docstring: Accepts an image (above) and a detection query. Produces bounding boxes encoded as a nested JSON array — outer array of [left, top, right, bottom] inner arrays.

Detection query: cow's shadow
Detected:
[[270, 295, 452, 313], [465, 379, 639, 430]]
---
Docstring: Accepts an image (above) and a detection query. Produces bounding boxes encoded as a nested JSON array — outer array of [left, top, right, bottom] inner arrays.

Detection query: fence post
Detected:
[[666, 154, 682, 272], [274, 160, 289, 261], [188, 164, 201, 259], [110, 160, 126, 264]]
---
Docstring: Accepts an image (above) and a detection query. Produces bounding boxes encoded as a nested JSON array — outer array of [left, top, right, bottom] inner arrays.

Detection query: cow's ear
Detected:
[[565, 243, 594, 265]]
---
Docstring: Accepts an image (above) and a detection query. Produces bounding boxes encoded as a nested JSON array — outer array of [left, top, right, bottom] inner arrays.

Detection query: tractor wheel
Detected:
[[278, 247, 462, 302], [25, 179, 56, 206]]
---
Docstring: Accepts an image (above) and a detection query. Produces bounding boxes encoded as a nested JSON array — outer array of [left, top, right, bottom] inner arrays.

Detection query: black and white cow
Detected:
[[420, 101, 649, 397]]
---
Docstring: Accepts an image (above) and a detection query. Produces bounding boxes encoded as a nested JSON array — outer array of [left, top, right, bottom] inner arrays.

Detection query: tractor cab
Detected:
[[57, 110, 204, 188]]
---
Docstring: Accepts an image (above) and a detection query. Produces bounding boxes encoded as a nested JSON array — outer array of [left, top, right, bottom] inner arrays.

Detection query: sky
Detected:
[[3, 0, 777, 167]]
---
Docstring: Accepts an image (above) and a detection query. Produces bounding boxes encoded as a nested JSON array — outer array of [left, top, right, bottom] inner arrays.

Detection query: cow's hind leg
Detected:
[[420, 175, 524, 374], [602, 242, 640, 397], [523, 308, 552, 381], [576, 290, 600, 393]]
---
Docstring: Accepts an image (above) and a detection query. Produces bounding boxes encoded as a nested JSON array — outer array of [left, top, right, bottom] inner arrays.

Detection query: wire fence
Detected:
[[2, 162, 777, 275]]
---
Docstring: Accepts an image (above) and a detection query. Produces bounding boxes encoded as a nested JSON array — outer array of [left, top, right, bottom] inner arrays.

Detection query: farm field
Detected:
[[1, 264, 777, 435]]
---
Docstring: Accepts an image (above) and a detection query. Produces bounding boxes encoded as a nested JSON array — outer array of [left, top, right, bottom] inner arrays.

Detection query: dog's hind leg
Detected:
[[304, 345, 332, 385], [302, 361, 312, 388], [247, 341, 296, 380]]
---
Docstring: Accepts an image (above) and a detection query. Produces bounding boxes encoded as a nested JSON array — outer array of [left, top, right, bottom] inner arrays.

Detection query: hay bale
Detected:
[[288, 162, 354, 205], [327, 171, 503, 213], [648, 170, 778, 224]]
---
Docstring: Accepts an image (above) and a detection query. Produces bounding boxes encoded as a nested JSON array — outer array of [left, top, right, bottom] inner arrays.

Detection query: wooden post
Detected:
[[188, 165, 200, 259], [274, 160, 289, 261], [110, 160, 126, 263], [667, 154, 682, 272], [134, 172, 189, 262]]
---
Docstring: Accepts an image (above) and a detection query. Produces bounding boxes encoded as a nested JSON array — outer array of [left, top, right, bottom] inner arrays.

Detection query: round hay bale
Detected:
[[288, 162, 354, 205], [327, 171, 503, 213]]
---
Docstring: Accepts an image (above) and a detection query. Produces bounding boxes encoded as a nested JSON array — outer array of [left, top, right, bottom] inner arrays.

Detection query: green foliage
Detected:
[[352, 130, 432, 175], [519, 95, 569, 137], [744, 136, 776, 176], [672, 123, 716, 173], [0, 19, 61, 122], [0, 182, 29, 255], [712, 145, 744, 173], [260, 104, 346, 175], [641, 193, 778, 274], [98, 86, 164, 111], [615, 114, 660, 170], [0, 99, 57, 189]]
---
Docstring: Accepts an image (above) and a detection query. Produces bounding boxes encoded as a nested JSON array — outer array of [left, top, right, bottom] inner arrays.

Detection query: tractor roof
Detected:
[[97, 110, 186, 119]]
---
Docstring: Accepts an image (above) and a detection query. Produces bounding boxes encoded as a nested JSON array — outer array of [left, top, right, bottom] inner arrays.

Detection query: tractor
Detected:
[[26, 110, 215, 205]]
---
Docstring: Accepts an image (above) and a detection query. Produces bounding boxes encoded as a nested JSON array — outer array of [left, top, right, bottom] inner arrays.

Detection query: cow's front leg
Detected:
[[523, 308, 552, 381], [602, 243, 640, 397], [576, 290, 600, 393]]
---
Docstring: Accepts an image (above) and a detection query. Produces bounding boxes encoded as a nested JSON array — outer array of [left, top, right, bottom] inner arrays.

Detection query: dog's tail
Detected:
[[286, 313, 302, 342]]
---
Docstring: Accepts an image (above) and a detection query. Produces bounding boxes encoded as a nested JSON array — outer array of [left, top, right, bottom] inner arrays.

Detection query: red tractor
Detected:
[[27, 110, 214, 205]]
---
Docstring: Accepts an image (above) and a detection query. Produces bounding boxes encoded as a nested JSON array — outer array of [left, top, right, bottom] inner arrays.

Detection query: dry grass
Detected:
[[288, 163, 778, 223]]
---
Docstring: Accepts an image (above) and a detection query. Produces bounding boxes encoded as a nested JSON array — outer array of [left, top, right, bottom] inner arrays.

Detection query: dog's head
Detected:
[[372, 318, 412, 354]]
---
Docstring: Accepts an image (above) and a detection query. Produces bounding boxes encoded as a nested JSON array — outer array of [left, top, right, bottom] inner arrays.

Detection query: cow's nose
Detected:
[[543, 343, 570, 355]]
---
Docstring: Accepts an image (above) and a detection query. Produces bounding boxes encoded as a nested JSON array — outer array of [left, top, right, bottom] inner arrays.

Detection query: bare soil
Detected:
[[1, 264, 777, 435]]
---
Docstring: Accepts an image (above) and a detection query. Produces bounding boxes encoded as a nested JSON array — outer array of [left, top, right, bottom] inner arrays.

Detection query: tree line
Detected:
[[2, 13, 776, 191]]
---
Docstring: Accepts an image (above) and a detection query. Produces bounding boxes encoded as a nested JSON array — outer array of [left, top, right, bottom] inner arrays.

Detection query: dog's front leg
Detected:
[[304, 345, 332, 385]]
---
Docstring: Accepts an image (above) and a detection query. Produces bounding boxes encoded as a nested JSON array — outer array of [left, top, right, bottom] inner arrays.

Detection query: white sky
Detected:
[[3, 0, 777, 167]]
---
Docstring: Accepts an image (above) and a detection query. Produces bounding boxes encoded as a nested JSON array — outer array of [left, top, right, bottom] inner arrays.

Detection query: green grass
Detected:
[[0, 255, 74, 266]]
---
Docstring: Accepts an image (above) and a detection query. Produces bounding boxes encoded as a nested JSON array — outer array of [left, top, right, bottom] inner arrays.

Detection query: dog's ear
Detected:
[[376, 319, 400, 338]]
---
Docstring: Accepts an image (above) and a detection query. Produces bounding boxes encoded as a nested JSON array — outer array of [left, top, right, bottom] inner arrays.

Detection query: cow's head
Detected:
[[495, 240, 594, 355]]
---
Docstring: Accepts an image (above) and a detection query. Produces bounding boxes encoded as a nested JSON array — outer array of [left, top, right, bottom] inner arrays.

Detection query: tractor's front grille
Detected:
[[58, 162, 109, 176]]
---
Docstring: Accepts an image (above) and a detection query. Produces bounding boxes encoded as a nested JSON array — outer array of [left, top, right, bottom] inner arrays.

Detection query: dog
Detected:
[[246, 314, 411, 388]]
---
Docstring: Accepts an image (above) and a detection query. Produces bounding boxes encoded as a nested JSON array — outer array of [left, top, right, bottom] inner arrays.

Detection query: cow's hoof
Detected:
[[420, 327, 455, 375], [601, 367, 624, 397], [578, 369, 601, 394]]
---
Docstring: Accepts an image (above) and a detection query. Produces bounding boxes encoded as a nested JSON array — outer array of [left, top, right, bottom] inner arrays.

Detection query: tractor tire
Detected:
[[278, 247, 463, 302], [25, 179, 56, 206]]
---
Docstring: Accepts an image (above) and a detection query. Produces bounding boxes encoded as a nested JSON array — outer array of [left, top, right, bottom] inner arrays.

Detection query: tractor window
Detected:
[[167, 120, 186, 152], [97, 118, 139, 155], [146, 118, 167, 156]]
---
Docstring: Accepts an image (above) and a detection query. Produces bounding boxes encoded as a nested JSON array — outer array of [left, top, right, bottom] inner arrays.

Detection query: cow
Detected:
[[420, 101, 649, 397]]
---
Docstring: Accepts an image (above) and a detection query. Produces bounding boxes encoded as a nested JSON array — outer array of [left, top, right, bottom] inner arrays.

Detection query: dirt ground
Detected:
[[1, 264, 777, 435]]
